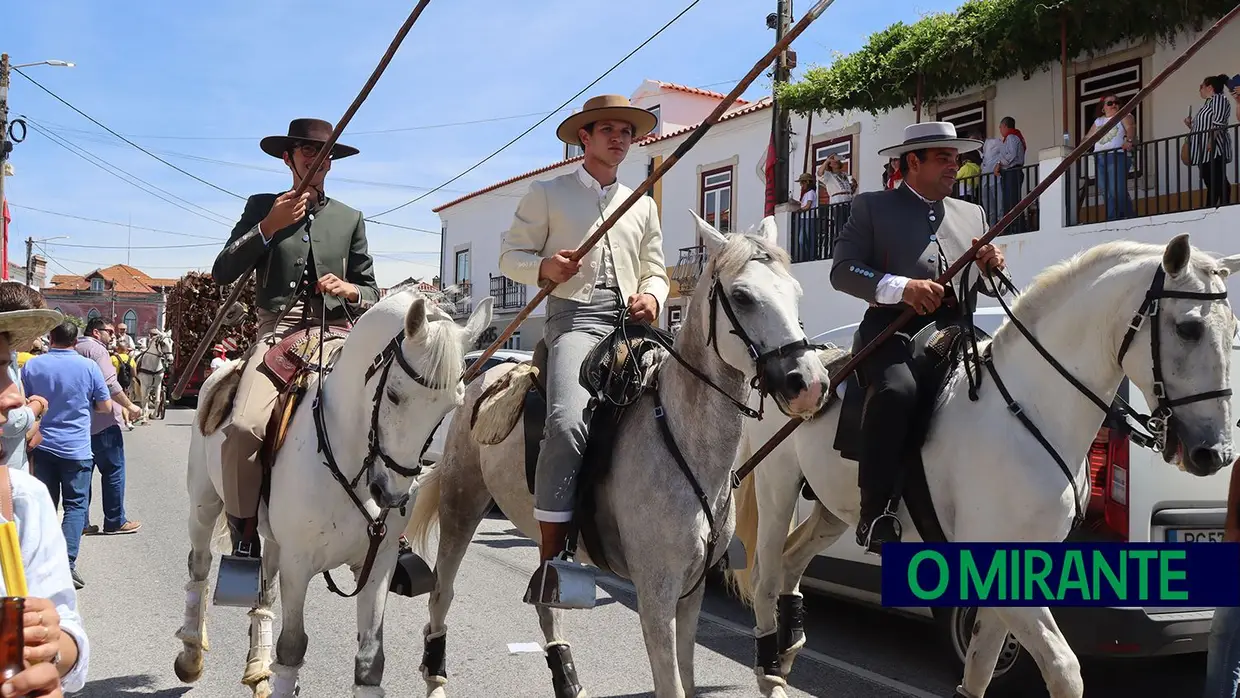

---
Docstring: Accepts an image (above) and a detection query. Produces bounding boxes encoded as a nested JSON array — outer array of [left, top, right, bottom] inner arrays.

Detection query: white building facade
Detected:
[[437, 22, 1240, 349]]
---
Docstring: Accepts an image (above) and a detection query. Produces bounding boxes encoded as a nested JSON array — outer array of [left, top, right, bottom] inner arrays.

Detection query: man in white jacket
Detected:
[[499, 94, 668, 606]]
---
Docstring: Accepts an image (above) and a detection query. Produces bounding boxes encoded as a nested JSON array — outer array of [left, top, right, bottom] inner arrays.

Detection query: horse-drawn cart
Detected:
[[165, 271, 257, 408]]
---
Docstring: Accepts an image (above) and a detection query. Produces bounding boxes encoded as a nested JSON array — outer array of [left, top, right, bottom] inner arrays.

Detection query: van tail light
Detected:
[[1086, 427, 1129, 541]]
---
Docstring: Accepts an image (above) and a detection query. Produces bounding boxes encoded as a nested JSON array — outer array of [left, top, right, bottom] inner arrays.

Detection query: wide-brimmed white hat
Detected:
[[878, 121, 983, 158], [0, 309, 64, 351]]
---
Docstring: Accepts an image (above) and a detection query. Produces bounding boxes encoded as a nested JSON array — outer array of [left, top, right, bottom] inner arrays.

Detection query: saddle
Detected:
[[828, 319, 992, 543], [257, 326, 350, 393], [257, 330, 349, 482]]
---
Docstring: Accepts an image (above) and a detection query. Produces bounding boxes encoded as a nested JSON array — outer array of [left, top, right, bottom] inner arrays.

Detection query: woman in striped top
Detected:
[[1184, 74, 1233, 207]]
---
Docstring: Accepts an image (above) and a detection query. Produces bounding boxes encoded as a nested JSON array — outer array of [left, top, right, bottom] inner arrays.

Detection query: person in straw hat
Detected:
[[829, 121, 1008, 557], [789, 172, 819, 262], [499, 94, 667, 606], [210, 118, 379, 587]]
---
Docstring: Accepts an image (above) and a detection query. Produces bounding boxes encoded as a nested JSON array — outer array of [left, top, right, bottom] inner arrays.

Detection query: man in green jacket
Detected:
[[211, 118, 379, 576]]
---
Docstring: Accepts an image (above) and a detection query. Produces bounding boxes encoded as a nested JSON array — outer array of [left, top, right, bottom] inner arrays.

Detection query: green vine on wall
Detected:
[[777, 0, 1235, 116]]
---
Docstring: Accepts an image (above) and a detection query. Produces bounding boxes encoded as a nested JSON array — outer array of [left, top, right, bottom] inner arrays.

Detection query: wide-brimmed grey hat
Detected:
[[878, 121, 983, 158], [0, 309, 64, 351]]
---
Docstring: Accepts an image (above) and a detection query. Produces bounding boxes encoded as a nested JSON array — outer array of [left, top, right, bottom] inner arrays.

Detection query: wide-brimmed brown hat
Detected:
[[0, 309, 64, 352], [556, 95, 658, 147], [260, 118, 360, 160], [796, 172, 816, 184]]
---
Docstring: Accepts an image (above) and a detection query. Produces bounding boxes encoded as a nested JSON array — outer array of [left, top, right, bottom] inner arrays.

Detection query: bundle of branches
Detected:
[[167, 272, 258, 366]]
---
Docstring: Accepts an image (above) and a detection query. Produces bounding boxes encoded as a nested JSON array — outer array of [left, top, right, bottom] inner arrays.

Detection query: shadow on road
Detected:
[[79, 674, 193, 697]]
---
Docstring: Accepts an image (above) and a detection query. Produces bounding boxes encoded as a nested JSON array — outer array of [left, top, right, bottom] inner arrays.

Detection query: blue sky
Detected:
[[4, 0, 961, 287]]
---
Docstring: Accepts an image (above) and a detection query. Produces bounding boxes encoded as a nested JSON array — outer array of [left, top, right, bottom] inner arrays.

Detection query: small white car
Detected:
[[795, 306, 1237, 690], [421, 349, 534, 466]]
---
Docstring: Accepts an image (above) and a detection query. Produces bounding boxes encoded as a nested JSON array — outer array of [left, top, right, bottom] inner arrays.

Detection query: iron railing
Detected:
[[952, 162, 1041, 234], [489, 274, 526, 310], [1067, 124, 1238, 226], [789, 200, 851, 263], [671, 244, 709, 295]]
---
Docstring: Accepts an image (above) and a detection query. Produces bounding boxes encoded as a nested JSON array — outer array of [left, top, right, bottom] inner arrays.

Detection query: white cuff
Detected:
[[259, 224, 272, 247], [875, 274, 910, 305]]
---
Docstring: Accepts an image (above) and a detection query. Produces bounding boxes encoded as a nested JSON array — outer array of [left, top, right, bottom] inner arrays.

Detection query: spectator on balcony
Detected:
[[1186, 74, 1234, 208], [955, 151, 982, 203], [883, 157, 902, 190], [1085, 94, 1136, 221], [994, 117, 1027, 232], [789, 172, 818, 262], [978, 135, 1003, 226], [815, 154, 857, 260]]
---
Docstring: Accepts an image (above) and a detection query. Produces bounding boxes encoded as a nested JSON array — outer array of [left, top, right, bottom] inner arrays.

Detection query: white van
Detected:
[[421, 349, 534, 467], [795, 306, 1235, 690]]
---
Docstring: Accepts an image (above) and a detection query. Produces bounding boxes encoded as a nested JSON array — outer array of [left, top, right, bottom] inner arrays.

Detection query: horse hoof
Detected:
[[174, 651, 204, 683], [778, 646, 804, 677], [252, 678, 272, 698], [755, 672, 788, 698], [426, 686, 447, 698], [352, 686, 385, 698]]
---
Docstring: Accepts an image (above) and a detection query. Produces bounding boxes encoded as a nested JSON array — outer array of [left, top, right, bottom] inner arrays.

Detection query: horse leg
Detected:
[[269, 564, 312, 698], [536, 604, 588, 698], [749, 468, 803, 698], [243, 539, 280, 698], [674, 583, 706, 696], [353, 545, 398, 698], [985, 607, 1083, 698], [775, 502, 848, 678], [633, 578, 685, 698], [419, 468, 493, 698], [174, 497, 221, 683], [955, 607, 1011, 698]]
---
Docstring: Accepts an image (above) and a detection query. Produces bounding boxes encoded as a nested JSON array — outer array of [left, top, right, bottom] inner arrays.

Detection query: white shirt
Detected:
[[575, 165, 621, 290], [210, 356, 227, 372], [0, 468, 90, 692], [799, 189, 818, 209]]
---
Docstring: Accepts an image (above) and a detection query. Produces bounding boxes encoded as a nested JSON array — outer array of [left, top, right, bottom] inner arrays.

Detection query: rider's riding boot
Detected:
[[524, 520, 572, 606], [227, 514, 262, 560], [855, 502, 902, 556]]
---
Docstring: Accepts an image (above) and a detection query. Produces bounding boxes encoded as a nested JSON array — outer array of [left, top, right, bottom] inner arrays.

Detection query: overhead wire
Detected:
[[369, 0, 705, 220], [6, 204, 226, 241]]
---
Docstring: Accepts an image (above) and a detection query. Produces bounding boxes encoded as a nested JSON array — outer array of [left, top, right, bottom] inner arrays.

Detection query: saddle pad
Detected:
[[470, 362, 539, 445], [258, 327, 350, 392]]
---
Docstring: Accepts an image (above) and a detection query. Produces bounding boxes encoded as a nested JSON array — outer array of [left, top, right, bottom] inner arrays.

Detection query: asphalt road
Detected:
[[66, 407, 1205, 697]]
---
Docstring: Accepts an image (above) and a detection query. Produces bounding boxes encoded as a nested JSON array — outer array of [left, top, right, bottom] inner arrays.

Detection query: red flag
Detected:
[[1, 199, 9, 281], [763, 130, 777, 218]]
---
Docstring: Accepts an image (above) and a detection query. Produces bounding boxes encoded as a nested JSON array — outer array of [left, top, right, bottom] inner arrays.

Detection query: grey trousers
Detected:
[[533, 288, 623, 523]]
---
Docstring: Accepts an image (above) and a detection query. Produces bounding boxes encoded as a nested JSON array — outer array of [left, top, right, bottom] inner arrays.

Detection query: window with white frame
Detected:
[[90, 277, 105, 292], [1076, 58, 1142, 149], [123, 309, 138, 335], [565, 142, 584, 160], [668, 306, 684, 334], [937, 101, 988, 140], [812, 135, 855, 199], [700, 167, 733, 234], [647, 105, 661, 136], [454, 249, 470, 285]]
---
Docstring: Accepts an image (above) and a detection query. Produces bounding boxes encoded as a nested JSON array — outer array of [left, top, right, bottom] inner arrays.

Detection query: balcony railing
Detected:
[[1067, 124, 1239, 227], [443, 281, 472, 318], [790, 200, 851, 263], [671, 244, 709, 295], [952, 162, 1041, 235], [489, 274, 526, 310]]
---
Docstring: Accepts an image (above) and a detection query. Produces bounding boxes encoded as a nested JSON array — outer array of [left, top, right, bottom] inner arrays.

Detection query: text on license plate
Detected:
[[1166, 528, 1225, 542]]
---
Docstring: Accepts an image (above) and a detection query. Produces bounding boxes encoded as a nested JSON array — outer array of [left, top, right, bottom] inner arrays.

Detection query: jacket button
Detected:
[[289, 282, 297, 289], [296, 258, 305, 265], [302, 234, 310, 242]]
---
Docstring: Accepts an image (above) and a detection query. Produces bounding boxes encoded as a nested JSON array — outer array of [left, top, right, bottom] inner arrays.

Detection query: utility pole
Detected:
[[2, 54, 12, 281], [23, 237, 31, 286], [769, 1, 795, 206]]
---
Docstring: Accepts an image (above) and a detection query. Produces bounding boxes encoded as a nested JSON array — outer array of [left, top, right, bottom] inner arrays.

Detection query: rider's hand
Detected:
[[627, 294, 658, 324], [317, 273, 360, 302], [258, 191, 310, 239], [2, 660, 62, 697], [538, 251, 581, 285], [21, 597, 61, 666], [126, 404, 143, 420], [972, 238, 1005, 274], [902, 279, 945, 315]]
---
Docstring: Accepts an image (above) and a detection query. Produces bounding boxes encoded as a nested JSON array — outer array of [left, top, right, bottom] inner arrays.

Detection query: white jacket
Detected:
[[499, 170, 670, 311]]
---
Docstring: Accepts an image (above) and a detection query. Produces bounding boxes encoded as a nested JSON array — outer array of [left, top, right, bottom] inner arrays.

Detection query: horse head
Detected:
[[1119, 234, 1240, 477], [363, 291, 494, 508], [689, 210, 829, 418]]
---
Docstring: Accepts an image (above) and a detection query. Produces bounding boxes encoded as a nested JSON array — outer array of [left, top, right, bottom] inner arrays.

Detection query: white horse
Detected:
[[175, 288, 493, 698], [405, 214, 832, 698], [133, 329, 174, 422], [729, 234, 1240, 698]]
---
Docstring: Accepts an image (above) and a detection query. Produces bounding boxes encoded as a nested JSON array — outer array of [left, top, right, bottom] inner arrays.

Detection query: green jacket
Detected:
[[212, 193, 380, 319]]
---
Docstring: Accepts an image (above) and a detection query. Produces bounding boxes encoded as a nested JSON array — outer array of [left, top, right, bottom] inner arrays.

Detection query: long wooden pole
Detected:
[[464, 0, 839, 382], [171, 0, 433, 400], [733, 2, 1240, 483]]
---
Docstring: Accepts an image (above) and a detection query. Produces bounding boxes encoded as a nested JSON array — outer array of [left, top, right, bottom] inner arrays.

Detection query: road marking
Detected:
[[597, 577, 944, 698]]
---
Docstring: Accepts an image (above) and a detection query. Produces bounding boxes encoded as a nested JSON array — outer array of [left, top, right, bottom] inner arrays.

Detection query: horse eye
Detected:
[[386, 387, 402, 405], [731, 289, 753, 306], [1175, 320, 1205, 342]]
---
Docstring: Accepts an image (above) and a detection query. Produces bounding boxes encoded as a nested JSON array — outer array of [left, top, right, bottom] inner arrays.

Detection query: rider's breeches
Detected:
[[533, 289, 622, 524], [221, 341, 279, 519]]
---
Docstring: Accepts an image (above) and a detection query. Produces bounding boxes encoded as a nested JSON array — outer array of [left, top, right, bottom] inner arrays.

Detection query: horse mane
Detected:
[[368, 286, 463, 392], [703, 228, 795, 284]]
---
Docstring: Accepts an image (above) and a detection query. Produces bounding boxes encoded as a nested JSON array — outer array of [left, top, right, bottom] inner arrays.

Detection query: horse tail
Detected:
[[405, 466, 442, 557], [724, 469, 760, 607]]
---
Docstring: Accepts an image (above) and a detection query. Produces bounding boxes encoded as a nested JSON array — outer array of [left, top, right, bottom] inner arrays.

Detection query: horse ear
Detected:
[[464, 297, 494, 345], [690, 209, 727, 254], [405, 297, 428, 339], [1216, 254, 1240, 279], [756, 215, 779, 246], [1163, 233, 1191, 278]]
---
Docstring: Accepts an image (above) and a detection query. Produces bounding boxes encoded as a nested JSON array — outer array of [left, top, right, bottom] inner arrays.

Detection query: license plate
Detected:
[[1166, 528, 1225, 543]]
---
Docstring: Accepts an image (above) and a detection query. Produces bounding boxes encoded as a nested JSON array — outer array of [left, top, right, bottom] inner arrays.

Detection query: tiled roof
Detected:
[[431, 97, 772, 215], [47, 264, 176, 294], [654, 81, 747, 104]]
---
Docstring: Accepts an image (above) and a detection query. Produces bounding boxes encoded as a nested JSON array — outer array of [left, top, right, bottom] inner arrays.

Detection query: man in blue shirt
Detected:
[[21, 321, 113, 589]]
